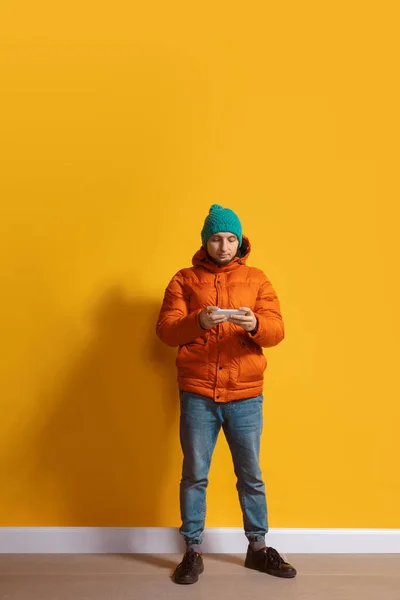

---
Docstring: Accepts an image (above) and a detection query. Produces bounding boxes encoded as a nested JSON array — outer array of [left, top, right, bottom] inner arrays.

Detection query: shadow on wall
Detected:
[[32, 286, 180, 531]]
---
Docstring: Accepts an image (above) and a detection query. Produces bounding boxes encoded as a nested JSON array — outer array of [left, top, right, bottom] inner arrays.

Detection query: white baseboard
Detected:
[[1, 527, 399, 554]]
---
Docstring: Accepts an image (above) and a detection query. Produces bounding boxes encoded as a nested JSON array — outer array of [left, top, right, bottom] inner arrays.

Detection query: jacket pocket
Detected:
[[237, 339, 267, 383], [176, 336, 209, 378]]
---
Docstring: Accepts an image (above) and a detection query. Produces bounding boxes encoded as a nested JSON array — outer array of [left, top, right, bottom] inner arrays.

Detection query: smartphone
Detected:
[[212, 308, 246, 317]]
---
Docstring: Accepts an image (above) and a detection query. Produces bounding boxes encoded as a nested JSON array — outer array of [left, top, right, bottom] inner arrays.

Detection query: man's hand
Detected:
[[199, 306, 227, 330], [229, 306, 258, 332]]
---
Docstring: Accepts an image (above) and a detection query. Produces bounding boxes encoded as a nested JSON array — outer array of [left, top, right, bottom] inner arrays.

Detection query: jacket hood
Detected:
[[192, 235, 251, 273]]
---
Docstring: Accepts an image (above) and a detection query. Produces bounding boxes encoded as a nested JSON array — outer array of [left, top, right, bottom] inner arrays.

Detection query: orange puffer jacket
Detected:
[[156, 236, 285, 402]]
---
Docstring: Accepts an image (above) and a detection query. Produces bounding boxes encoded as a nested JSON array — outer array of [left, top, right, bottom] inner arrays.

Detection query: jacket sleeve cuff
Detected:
[[179, 309, 206, 344], [249, 317, 259, 336], [248, 315, 284, 347]]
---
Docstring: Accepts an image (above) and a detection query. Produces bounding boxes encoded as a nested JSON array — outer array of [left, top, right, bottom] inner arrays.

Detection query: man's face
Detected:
[[206, 232, 240, 265]]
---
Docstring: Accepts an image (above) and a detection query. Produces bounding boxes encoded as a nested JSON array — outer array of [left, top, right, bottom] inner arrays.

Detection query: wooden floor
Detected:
[[0, 553, 399, 599]]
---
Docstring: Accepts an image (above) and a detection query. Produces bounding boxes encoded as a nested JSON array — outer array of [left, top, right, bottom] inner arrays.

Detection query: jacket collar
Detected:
[[192, 236, 251, 273]]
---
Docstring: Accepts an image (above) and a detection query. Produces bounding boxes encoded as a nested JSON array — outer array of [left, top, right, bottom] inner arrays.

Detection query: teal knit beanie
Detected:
[[201, 204, 243, 248]]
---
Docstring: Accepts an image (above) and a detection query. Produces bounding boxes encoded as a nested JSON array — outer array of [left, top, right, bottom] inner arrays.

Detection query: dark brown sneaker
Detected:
[[245, 546, 297, 578], [172, 549, 204, 584]]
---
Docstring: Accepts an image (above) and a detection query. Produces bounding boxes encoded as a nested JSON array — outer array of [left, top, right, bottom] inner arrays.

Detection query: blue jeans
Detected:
[[179, 391, 268, 545]]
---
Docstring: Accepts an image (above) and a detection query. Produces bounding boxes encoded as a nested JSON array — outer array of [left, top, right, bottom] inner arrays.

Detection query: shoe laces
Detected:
[[265, 547, 285, 567], [183, 549, 199, 567]]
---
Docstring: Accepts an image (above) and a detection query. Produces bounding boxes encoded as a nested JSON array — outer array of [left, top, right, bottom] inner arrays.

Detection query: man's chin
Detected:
[[216, 257, 232, 265]]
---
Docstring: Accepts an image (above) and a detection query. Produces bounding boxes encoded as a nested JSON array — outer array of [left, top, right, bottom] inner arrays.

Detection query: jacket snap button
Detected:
[[219, 335, 223, 339], [216, 396, 220, 399], [219, 366, 222, 370]]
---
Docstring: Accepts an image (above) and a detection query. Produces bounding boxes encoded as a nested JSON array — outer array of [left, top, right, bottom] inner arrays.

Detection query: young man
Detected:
[[156, 204, 296, 584]]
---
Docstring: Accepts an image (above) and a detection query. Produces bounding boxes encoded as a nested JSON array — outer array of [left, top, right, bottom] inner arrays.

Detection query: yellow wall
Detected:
[[1, 1, 399, 528]]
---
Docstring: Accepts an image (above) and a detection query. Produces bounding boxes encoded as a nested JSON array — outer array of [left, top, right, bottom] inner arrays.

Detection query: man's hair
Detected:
[[236, 239, 248, 258]]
